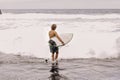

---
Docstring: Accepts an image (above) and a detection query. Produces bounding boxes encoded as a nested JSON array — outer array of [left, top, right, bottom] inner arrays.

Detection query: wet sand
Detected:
[[0, 53, 120, 80]]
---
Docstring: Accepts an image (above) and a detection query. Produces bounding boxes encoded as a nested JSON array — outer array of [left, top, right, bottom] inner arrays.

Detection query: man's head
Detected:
[[51, 24, 57, 30]]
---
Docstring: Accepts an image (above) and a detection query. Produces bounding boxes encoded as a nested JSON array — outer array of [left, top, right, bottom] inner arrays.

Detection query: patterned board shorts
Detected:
[[49, 40, 59, 53]]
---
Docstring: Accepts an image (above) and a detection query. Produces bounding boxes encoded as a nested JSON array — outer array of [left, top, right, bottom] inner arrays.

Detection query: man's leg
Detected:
[[52, 53, 54, 62], [55, 52, 59, 65], [55, 47, 59, 61], [55, 52, 58, 60]]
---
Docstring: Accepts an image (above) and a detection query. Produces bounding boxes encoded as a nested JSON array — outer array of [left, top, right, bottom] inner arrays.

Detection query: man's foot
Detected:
[[45, 59, 48, 63], [52, 63, 55, 66], [55, 60, 58, 65], [56, 63, 58, 65]]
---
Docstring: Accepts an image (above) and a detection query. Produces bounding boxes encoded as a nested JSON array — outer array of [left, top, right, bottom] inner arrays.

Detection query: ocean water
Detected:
[[0, 9, 120, 59]]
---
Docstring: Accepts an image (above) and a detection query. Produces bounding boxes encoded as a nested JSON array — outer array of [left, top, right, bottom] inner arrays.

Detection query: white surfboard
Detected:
[[51, 33, 73, 47]]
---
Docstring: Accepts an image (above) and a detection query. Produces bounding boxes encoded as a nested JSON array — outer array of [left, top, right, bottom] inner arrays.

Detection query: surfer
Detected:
[[49, 24, 65, 64]]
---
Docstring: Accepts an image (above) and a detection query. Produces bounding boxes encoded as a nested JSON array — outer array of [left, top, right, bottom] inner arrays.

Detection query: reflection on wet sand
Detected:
[[49, 63, 68, 80]]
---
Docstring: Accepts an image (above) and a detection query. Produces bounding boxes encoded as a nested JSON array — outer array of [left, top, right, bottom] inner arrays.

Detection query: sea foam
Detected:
[[0, 13, 120, 59]]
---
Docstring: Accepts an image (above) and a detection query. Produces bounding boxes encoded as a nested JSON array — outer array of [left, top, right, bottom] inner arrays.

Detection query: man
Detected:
[[49, 24, 64, 64]]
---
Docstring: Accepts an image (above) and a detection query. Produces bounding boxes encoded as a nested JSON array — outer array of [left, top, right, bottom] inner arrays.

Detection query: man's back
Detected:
[[49, 30, 56, 39]]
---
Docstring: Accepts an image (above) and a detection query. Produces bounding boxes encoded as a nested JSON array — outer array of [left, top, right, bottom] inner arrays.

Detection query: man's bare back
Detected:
[[49, 30, 56, 39], [49, 30, 64, 44]]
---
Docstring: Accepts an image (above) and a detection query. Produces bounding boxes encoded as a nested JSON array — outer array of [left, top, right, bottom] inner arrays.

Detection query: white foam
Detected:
[[0, 13, 120, 58]]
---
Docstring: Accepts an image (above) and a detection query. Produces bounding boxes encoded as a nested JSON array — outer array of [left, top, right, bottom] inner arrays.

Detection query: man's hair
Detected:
[[51, 24, 57, 30]]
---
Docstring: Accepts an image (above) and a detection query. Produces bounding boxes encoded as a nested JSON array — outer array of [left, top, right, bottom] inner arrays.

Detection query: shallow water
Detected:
[[0, 53, 120, 80]]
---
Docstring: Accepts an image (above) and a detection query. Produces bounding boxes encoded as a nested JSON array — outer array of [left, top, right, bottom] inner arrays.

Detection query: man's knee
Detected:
[[52, 53, 54, 56], [56, 52, 59, 57], [56, 51, 59, 54]]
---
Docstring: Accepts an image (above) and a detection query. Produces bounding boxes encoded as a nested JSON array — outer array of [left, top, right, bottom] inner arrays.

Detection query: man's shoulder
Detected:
[[49, 30, 57, 33]]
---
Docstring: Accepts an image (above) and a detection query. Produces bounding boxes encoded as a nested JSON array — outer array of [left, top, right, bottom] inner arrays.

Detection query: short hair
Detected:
[[51, 24, 57, 30]]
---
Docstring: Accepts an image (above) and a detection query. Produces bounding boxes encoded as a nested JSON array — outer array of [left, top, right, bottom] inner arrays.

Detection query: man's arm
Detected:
[[54, 31, 65, 45]]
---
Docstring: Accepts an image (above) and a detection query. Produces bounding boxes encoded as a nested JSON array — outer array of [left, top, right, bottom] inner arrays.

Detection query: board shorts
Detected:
[[49, 40, 59, 53]]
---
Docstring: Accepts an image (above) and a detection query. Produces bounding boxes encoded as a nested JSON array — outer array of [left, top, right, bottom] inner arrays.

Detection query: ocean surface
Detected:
[[0, 9, 120, 59], [0, 53, 120, 80]]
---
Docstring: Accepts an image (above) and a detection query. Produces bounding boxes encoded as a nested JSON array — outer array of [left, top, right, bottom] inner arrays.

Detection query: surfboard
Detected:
[[51, 33, 73, 47]]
